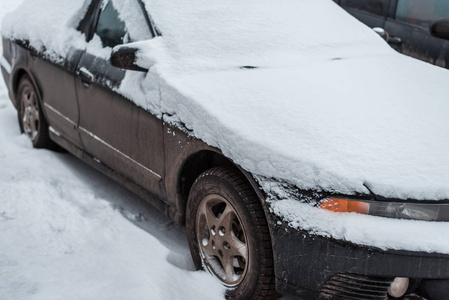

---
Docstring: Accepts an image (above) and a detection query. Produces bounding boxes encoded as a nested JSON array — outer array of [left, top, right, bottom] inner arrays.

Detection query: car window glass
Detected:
[[395, 0, 449, 28], [340, 0, 385, 16], [96, 0, 128, 48]]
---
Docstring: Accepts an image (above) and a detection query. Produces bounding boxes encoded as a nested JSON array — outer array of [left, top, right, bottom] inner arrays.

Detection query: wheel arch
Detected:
[[12, 69, 50, 129], [12, 69, 44, 107], [10, 68, 28, 109], [174, 150, 269, 227]]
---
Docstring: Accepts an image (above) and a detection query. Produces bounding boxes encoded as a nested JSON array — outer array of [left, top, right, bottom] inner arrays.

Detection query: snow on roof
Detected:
[[1, 0, 88, 58]]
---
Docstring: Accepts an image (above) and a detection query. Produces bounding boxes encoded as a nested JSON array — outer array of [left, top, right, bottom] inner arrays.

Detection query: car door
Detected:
[[385, 0, 449, 67], [26, 7, 95, 148], [338, 0, 391, 28], [75, 0, 166, 198]]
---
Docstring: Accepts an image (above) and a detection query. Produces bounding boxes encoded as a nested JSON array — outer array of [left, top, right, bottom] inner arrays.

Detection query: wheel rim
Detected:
[[21, 87, 40, 141], [196, 194, 249, 287]]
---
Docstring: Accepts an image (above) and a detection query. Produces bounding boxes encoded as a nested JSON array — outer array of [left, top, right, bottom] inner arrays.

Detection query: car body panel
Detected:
[[30, 48, 83, 147], [273, 220, 449, 298], [75, 51, 166, 199], [1, 39, 15, 107]]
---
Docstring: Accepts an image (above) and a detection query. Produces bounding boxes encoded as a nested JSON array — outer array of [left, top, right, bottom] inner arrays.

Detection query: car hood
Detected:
[[125, 0, 447, 200], [123, 50, 449, 201]]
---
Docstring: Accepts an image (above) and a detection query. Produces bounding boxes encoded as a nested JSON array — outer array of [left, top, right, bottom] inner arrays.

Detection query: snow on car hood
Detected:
[[2, 0, 449, 201], [134, 0, 449, 200], [136, 51, 449, 201]]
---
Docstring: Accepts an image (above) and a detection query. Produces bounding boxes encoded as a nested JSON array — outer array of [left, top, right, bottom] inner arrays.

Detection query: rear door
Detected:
[[26, 0, 99, 148], [75, 0, 166, 198], [30, 48, 82, 147], [385, 0, 449, 67]]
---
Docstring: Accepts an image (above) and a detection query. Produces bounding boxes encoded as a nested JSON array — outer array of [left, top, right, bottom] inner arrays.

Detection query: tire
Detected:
[[17, 75, 54, 149], [186, 167, 277, 300]]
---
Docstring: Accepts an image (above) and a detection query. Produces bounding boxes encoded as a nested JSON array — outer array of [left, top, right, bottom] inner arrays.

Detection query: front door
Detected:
[[75, 0, 165, 198]]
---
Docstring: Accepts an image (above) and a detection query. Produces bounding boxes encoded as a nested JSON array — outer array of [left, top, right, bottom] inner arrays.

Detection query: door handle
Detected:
[[77, 67, 94, 87]]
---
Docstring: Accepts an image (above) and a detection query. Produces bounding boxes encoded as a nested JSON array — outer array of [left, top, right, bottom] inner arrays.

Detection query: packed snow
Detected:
[[2, 0, 449, 267], [1, 0, 87, 60], [140, 0, 392, 70]]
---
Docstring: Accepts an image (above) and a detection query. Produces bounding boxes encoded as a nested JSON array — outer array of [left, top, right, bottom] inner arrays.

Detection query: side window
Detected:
[[395, 0, 449, 28], [95, 1, 128, 48], [340, 0, 385, 16]]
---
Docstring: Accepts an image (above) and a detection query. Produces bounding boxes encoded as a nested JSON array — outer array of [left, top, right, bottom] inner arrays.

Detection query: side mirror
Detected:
[[110, 45, 149, 72], [430, 18, 449, 41]]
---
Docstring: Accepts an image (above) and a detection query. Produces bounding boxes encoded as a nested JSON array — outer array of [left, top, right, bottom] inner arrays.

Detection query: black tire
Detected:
[[186, 167, 277, 300], [17, 75, 54, 149]]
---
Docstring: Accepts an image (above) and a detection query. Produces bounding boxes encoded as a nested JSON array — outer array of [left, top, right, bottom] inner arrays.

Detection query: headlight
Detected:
[[320, 198, 449, 221]]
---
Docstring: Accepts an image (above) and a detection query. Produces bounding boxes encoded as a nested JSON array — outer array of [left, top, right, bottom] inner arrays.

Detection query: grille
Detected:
[[320, 273, 394, 300]]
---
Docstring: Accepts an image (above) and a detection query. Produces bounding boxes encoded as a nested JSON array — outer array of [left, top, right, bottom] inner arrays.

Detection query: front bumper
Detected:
[[272, 221, 449, 299]]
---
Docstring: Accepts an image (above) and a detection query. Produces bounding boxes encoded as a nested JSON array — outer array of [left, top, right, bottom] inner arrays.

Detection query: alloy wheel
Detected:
[[21, 87, 40, 141], [196, 194, 249, 287]]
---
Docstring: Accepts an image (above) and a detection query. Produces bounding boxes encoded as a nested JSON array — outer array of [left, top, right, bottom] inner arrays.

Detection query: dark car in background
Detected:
[[335, 0, 449, 68]]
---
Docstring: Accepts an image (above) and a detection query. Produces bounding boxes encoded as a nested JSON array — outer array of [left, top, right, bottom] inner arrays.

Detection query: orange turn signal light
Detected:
[[320, 198, 370, 215]]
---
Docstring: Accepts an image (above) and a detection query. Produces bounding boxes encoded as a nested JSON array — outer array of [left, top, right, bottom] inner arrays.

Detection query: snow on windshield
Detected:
[[141, 0, 391, 70]]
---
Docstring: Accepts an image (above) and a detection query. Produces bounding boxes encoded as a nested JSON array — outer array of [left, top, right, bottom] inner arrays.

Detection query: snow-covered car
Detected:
[[2, 0, 449, 299]]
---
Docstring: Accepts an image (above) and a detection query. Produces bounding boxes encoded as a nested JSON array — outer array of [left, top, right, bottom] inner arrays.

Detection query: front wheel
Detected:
[[186, 167, 277, 300]]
